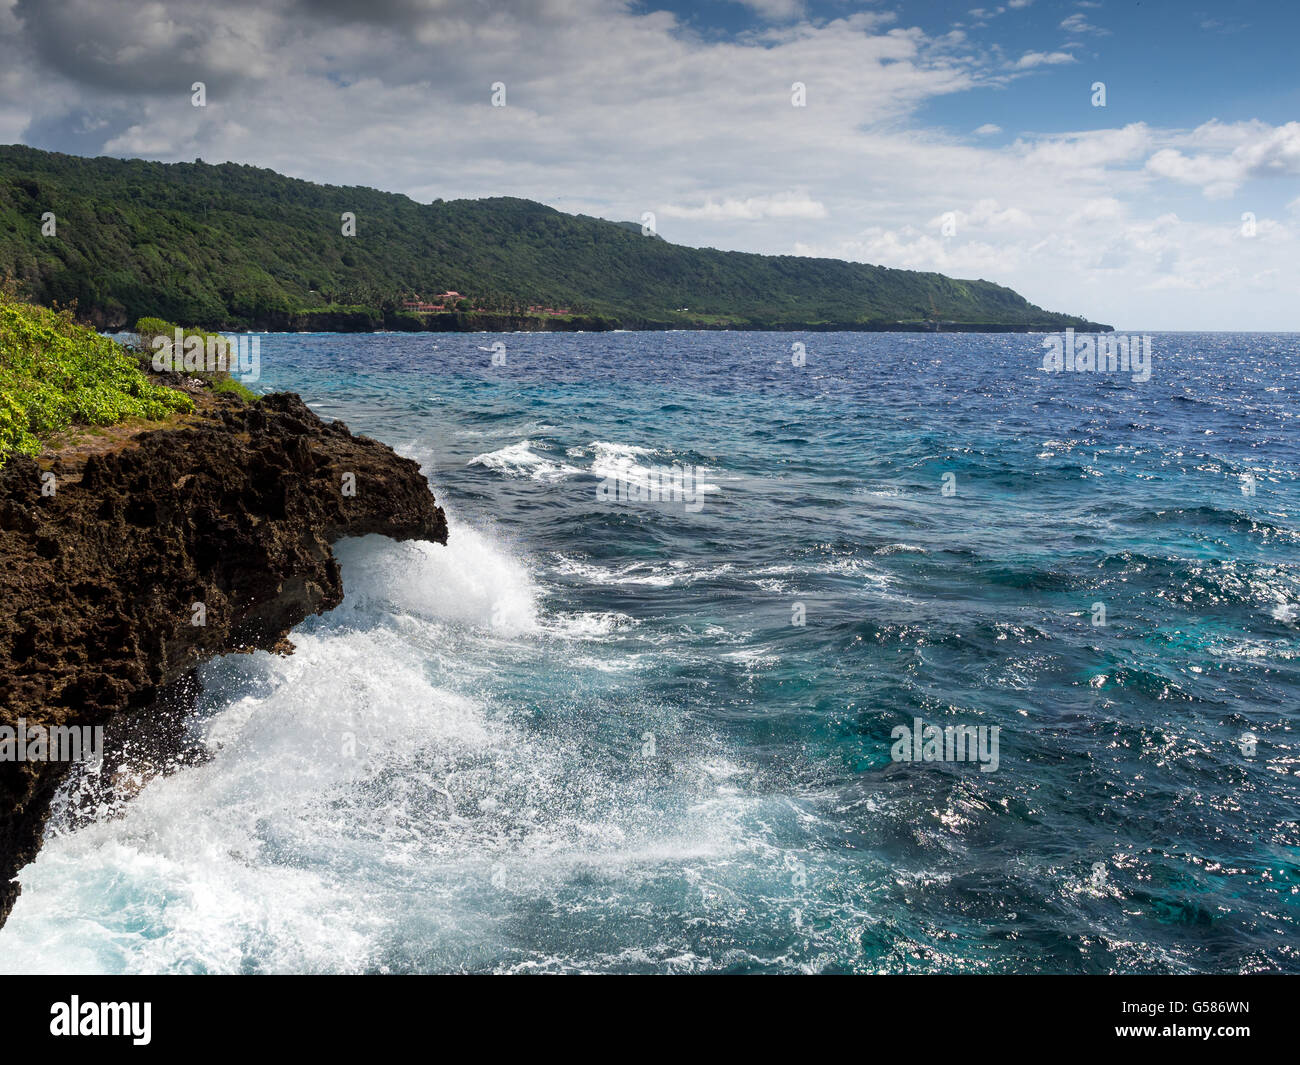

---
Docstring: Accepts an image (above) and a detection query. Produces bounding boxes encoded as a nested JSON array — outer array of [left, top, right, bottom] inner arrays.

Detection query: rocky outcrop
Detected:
[[0, 390, 447, 928]]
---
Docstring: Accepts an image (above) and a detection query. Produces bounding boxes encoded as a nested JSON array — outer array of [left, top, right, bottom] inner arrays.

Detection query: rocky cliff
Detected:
[[0, 388, 447, 928]]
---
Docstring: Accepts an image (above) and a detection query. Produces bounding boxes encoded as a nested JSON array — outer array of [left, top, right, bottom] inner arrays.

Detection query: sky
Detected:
[[1, 0, 1297, 329]]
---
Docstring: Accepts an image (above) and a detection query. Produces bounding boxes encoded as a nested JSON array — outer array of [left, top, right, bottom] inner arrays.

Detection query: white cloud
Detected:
[[929, 198, 1034, 232], [1068, 197, 1125, 223], [1145, 121, 1300, 198], [1060, 12, 1109, 35], [1145, 149, 1241, 199], [728, 0, 805, 20], [661, 193, 828, 221], [1013, 51, 1077, 68], [1, 0, 1295, 329], [968, 3, 1034, 19], [1017, 123, 1152, 170]]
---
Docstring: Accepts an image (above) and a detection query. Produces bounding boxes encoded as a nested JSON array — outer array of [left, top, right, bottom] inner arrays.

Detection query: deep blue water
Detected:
[[3, 330, 1298, 973]]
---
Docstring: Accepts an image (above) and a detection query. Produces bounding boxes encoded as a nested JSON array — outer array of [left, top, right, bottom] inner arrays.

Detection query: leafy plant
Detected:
[[133, 314, 259, 402], [0, 287, 193, 467]]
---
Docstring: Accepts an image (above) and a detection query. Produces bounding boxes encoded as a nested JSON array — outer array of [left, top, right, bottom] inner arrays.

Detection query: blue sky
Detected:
[[1, 0, 1297, 328], [653, 0, 1297, 131]]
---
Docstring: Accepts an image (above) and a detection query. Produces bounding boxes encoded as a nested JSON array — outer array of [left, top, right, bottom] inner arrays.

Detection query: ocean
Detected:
[[2, 330, 1297, 974]]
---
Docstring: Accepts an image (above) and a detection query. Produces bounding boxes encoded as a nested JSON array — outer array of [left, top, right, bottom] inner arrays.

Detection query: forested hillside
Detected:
[[0, 145, 1107, 332]]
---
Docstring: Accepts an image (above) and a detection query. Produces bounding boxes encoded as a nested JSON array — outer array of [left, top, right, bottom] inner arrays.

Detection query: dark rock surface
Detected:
[[0, 391, 447, 928]]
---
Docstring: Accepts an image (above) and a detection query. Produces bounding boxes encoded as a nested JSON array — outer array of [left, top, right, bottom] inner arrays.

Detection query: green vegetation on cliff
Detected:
[[0, 290, 192, 466], [134, 316, 258, 402], [0, 144, 1107, 332]]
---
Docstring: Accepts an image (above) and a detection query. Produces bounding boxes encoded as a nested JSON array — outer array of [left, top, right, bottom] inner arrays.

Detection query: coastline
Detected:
[[0, 383, 446, 930], [90, 309, 1113, 334]]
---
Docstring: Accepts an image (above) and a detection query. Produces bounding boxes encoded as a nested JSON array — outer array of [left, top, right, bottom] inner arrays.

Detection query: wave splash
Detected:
[[469, 438, 721, 493], [0, 524, 770, 974]]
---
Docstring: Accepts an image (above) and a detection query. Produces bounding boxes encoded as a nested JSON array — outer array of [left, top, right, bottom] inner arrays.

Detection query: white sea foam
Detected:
[[467, 440, 582, 483], [456, 422, 556, 440], [544, 611, 638, 639], [590, 441, 721, 494], [0, 528, 765, 975], [1270, 602, 1300, 625], [332, 523, 539, 635], [465, 438, 724, 502], [550, 556, 737, 587]]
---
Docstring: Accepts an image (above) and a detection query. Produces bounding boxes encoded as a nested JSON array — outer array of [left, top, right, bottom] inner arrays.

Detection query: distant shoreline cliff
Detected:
[[0, 145, 1111, 335], [123, 309, 1104, 334]]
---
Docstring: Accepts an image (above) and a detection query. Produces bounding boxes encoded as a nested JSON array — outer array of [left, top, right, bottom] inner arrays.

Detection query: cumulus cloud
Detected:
[[1145, 121, 1300, 198], [13, 0, 278, 94], [0, 0, 1294, 328], [1145, 149, 1242, 199]]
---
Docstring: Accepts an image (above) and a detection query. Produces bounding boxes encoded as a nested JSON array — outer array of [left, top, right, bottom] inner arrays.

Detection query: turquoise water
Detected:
[[3, 330, 1298, 973]]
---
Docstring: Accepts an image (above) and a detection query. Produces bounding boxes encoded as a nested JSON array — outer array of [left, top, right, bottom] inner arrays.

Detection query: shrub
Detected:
[[132, 314, 259, 404], [0, 290, 193, 467]]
